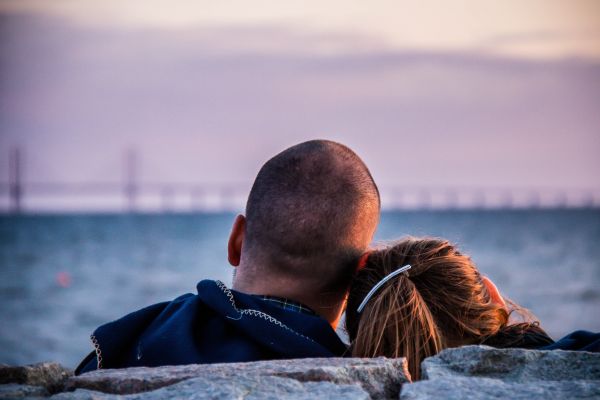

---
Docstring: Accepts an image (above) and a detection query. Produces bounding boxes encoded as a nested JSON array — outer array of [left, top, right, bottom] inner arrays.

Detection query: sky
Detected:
[[0, 0, 599, 210]]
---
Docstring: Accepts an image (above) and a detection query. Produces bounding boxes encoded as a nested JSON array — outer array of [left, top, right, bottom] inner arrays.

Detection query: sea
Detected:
[[1, 209, 599, 368]]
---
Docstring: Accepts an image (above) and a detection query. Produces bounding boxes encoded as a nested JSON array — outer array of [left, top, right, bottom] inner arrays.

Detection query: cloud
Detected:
[[1, 11, 599, 193], [477, 29, 600, 59]]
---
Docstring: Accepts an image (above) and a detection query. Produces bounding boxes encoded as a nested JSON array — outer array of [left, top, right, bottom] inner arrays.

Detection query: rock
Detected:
[[66, 357, 409, 398], [0, 384, 49, 399], [5, 347, 599, 399], [421, 345, 600, 382], [0, 363, 72, 393], [49, 389, 114, 400], [53, 375, 370, 400], [404, 346, 600, 400], [400, 377, 600, 400]]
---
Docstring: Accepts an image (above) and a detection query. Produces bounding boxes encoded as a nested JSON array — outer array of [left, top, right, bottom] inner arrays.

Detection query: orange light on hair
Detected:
[[356, 252, 370, 272]]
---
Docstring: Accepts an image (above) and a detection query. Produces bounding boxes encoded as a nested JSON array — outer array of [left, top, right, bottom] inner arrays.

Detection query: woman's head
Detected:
[[345, 237, 509, 380]]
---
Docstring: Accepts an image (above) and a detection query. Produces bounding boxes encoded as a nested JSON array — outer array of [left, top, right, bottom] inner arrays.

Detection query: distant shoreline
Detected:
[[1, 206, 599, 217]]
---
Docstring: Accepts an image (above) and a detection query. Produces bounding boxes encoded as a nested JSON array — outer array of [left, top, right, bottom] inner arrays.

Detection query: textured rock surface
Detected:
[[397, 346, 600, 400], [3, 347, 600, 399], [401, 377, 600, 400], [0, 383, 49, 399], [0, 362, 72, 393], [54, 376, 370, 400], [66, 357, 409, 398], [421, 345, 600, 382]]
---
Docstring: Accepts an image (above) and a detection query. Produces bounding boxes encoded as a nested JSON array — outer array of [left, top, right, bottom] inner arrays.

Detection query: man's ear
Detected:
[[228, 214, 246, 267], [329, 292, 349, 331], [356, 251, 371, 272], [482, 276, 507, 308]]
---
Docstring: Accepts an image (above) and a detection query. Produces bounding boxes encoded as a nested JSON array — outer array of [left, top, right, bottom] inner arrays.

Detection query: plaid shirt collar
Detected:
[[253, 295, 316, 316]]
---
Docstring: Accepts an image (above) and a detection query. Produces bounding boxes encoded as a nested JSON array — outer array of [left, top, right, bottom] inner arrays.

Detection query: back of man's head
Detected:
[[241, 140, 380, 296]]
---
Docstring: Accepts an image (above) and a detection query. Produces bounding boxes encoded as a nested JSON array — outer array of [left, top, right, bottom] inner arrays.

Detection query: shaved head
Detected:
[[242, 140, 380, 293]]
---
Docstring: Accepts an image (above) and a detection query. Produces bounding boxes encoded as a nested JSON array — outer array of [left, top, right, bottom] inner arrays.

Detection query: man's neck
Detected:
[[232, 271, 344, 329]]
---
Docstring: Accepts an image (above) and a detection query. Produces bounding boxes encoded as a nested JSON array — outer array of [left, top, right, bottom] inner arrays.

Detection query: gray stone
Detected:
[[54, 375, 370, 400], [400, 376, 600, 400], [0, 384, 49, 399], [66, 357, 409, 398], [421, 345, 600, 382], [9, 347, 599, 399], [0, 363, 72, 393], [51, 389, 112, 400]]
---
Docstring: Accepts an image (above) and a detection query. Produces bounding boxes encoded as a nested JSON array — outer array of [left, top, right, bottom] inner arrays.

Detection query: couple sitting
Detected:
[[76, 140, 599, 379]]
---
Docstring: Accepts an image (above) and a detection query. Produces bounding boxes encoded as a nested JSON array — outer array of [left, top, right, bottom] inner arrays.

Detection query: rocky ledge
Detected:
[[1, 346, 599, 399]]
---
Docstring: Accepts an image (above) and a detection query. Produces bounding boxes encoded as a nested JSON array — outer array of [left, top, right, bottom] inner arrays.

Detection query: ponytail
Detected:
[[345, 237, 517, 381], [346, 240, 450, 380], [348, 271, 442, 380]]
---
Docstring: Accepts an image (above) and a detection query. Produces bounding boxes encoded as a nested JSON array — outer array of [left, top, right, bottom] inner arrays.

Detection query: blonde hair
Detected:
[[345, 237, 549, 380]]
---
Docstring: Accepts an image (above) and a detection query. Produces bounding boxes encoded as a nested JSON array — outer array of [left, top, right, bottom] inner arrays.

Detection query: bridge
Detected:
[[1, 148, 598, 213]]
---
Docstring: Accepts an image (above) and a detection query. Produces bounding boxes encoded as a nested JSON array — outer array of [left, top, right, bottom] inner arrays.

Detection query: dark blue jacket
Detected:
[[541, 330, 600, 353], [75, 280, 347, 374]]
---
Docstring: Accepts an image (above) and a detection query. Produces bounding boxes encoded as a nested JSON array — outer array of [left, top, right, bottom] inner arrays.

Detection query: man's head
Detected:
[[228, 140, 380, 326]]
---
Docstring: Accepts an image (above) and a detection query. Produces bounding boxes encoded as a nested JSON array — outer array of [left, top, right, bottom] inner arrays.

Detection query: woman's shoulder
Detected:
[[540, 330, 600, 353]]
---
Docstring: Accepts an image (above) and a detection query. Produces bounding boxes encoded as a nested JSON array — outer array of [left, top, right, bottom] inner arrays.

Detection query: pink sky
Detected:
[[0, 1, 599, 210]]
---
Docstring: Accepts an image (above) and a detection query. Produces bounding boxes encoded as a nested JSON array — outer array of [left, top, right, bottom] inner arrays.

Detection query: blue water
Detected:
[[1, 210, 599, 367]]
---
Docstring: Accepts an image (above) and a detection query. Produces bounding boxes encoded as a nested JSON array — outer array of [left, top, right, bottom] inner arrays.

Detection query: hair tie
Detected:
[[356, 264, 412, 313]]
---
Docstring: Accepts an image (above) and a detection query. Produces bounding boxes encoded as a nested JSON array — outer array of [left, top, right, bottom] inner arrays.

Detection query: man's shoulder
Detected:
[[76, 280, 347, 373]]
